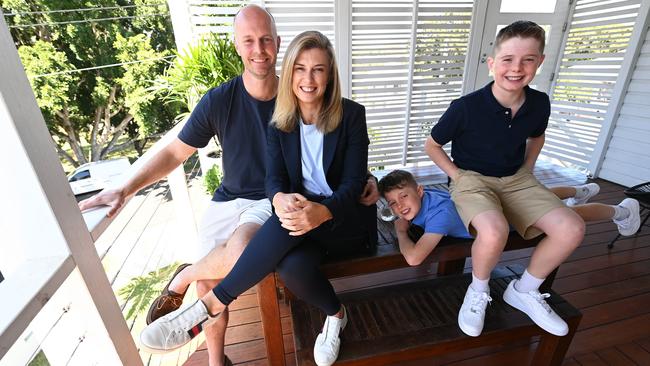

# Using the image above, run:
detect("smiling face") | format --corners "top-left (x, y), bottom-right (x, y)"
top-left (384, 185), bottom-right (424, 221)
top-left (291, 48), bottom-right (330, 114)
top-left (487, 36), bottom-right (545, 95)
top-left (234, 6), bottom-right (280, 80)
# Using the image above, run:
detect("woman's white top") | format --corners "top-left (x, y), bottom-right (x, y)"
top-left (300, 119), bottom-right (333, 196)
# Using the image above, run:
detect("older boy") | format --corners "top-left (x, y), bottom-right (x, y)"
top-left (425, 21), bottom-right (587, 338)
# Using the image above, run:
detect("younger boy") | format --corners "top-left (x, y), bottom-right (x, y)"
top-left (379, 170), bottom-right (640, 268)
top-left (423, 20), bottom-right (635, 337)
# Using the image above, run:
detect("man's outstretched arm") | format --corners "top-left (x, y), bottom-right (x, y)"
top-left (78, 138), bottom-right (197, 217)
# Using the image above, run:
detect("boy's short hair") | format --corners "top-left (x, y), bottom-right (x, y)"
top-left (494, 20), bottom-right (545, 54)
top-left (378, 170), bottom-right (418, 195)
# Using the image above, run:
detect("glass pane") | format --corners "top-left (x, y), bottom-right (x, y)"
top-left (500, 0), bottom-right (557, 13)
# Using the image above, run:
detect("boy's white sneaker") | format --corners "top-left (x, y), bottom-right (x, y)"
top-left (314, 306), bottom-right (348, 366)
top-left (566, 183), bottom-right (600, 206)
top-left (503, 280), bottom-right (568, 336)
top-left (140, 300), bottom-right (220, 354)
top-left (614, 198), bottom-right (641, 236)
top-left (458, 286), bottom-right (491, 337)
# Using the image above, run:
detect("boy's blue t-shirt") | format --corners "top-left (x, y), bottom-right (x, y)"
top-left (430, 81), bottom-right (550, 177)
top-left (411, 188), bottom-right (472, 239)
top-left (178, 76), bottom-right (276, 202)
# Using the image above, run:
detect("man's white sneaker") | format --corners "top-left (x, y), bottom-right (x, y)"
top-left (503, 280), bottom-right (568, 336)
top-left (313, 306), bottom-right (348, 366)
top-left (566, 183), bottom-right (600, 206)
top-left (140, 300), bottom-right (220, 353)
top-left (614, 198), bottom-right (641, 236)
top-left (458, 286), bottom-right (491, 337)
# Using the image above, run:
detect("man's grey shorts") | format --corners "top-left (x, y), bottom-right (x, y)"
top-left (196, 198), bottom-right (272, 259)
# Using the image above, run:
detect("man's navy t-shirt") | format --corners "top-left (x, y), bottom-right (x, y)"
top-left (178, 76), bottom-right (275, 202)
top-left (430, 82), bottom-right (550, 177)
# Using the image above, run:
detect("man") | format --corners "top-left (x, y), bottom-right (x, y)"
top-left (79, 5), bottom-right (378, 366)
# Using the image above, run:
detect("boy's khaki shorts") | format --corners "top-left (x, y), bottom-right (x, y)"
top-left (449, 167), bottom-right (565, 239)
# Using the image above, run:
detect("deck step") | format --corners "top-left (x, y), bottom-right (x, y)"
top-left (290, 266), bottom-right (582, 365)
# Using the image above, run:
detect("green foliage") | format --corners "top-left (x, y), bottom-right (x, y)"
top-left (3, 0), bottom-right (180, 166)
top-left (204, 164), bottom-right (223, 195)
top-left (115, 33), bottom-right (173, 136)
top-left (28, 350), bottom-right (50, 366)
top-left (155, 34), bottom-right (243, 116)
top-left (18, 40), bottom-right (76, 118)
top-left (117, 262), bottom-right (180, 321)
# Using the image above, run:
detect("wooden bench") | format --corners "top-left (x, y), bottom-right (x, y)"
top-left (257, 224), bottom-right (560, 365)
top-left (256, 164), bottom-right (587, 365)
top-left (291, 265), bottom-right (581, 365)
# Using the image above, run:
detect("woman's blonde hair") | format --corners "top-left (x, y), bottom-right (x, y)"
top-left (272, 30), bottom-right (342, 133)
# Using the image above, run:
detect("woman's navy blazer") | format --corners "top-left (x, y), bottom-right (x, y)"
top-left (265, 98), bottom-right (370, 228)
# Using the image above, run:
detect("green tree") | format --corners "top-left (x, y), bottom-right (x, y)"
top-left (2, 0), bottom-right (179, 166)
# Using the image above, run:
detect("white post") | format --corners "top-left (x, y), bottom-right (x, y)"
top-left (164, 0), bottom-right (201, 244)
top-left (0, 12), bottom-right (142, 365)
top-left (167, 0), bottom-right (193, 53)
top-left (546, 0), bottom-right (578, 101)
top-left (461, 0), bottom-right (488, 95)
top-left (168, 165), bottom-right (199, 260)
top-left (335, 0), bottom-right (352, 98)
top-left (401, 0), bottom-right (419, 166)
top-left (588, 2), bottom-right (650, 177)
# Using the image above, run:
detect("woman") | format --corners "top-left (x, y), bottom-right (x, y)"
top-left (141, 31), bottom-right (375, 366)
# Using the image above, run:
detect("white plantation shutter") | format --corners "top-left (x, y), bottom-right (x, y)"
top-left (265, 0), bottom-right (335, 71)
top-left (185, 0), bottom-right (335, 69)
top-left (545, 0), bottom-right (641, 172)
top-left (596, 3), bottom-right (650, 187)
top-left (187, 0), bottom-right (248, 37)
top-left (351, 0), bottom-right (473, 168)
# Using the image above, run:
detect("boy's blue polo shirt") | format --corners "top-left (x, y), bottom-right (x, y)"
top-left (411, 189), bottom-right (472, 239)
top-left (430, 81), bottom-right (550, 177)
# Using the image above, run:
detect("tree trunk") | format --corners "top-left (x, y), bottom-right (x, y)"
top-left (100, 113), bottom-right (133, 160)
top-left (57, 106), bottom-right (87, 165)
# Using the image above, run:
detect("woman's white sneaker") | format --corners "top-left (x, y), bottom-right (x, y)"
top-left (313, 306), bottom-right (348, 366)
top-left (140, 300), bottom-right (220, 353)
top-left (503, 280), bottom-right (568, 336)
top-left (458, 286), bottom-right (492, 337)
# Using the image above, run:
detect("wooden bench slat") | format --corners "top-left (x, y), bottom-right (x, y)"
top-left (291, 265), bottom-right (582, 366)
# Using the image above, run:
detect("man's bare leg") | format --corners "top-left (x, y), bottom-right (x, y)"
top-left (196, 279), bottom-right (230, 366)
top-left (167, 223), bottom-right (261, 294)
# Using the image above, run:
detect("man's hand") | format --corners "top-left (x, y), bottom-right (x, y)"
top-left (394, 217), bottom-right (410, 233)
top-left (278, 201), bottom-right (333, 236)
top-left (78, 188), bottom-right (128, 218)
top-left (359, 176), bottom-right (380, 206)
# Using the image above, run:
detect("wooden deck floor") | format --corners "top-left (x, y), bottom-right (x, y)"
top-left (184, 177), bottom-right (650, 366)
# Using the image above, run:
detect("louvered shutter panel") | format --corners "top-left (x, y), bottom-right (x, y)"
top-left (599, 23), bottom-right (650, 186)
top-left (188, 0), bottom-right (248, 37)
top-left (351, 0), bottom-right (473, 168)
top-left (265, 0), bottom-right (335, 71)
top-left (545, 0), bottom-right (641, 172)
top-left (186, 0), bottom-right (334, 70)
